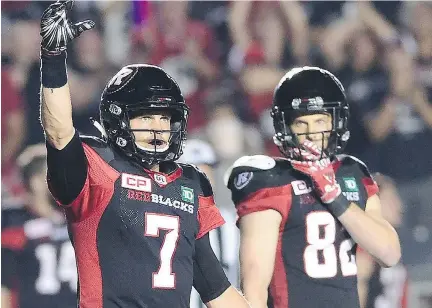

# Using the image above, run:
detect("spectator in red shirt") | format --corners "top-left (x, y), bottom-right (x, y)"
top-left (228, 1), bottom-right (309, 156)
top-left (228, 1), bottom-right (309, 121)
top-left (1, 70), bottom-right (27, 208)
top-left (133, 2), bottom-right (220, 132)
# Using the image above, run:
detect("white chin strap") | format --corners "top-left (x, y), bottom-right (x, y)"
top-left (135, 143), bottom-right (169, 153)
top-left (91, 119), bottom-right (108, 139)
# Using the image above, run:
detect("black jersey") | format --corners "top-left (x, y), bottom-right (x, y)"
top-left (1, 208), bottom-right (77, 308)
top-left (226, 155), bottom-right (379, 308)
top-left (47, 136), bottom-right (225, 308)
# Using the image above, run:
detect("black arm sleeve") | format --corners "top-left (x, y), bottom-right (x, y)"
top-left (46, 130), bottom-right (88, 204)
top-left (193, 233), bottom-right (231, 303)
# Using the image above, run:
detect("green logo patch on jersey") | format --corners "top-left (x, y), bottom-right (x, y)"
top-left (181, 186), bottom-right (194, 203)
top-left (342, 177), bottom-right (358, 192)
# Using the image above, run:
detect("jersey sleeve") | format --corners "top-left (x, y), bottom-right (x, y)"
top-left (227, 167), bottom-right (292, 223)
top-left (362, 176), bottom-right (379, 198)
top-left (349, 156), bottom-right (380, 198)
top-left (193, 234), bottom-right (231, 303)
top-left (46, 130), bottom-right (88, 205)
top-left (47, 133), bottom-right (120, 222)
top-left (196, 170), bottom-right (225, 239)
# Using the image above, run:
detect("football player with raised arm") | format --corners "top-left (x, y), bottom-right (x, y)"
top-left (39, 1), bottom-right (250, 307)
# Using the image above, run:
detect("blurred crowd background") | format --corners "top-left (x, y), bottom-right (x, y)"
top-left (1, 1), bottom-right (431, 307)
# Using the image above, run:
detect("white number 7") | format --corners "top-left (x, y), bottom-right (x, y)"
top-left (145, 213), bottom-right (180, 289)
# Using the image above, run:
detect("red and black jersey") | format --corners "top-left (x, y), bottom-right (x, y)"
top-left (1, 208), bottom-right (77, 308)
top-left (227, 155), bottom-right (379, 308)
top-left (47, 136), bottom-right (225, 308)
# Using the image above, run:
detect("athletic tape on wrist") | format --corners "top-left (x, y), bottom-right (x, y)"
top-left (40, 50), bottom-right (67, 88)
top-left (327, 193), bottom-right (350, 217)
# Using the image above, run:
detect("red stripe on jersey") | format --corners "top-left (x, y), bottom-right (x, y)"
top-left (270, 235), bottom-right (289, 308)
top-left (69, 188), bottom-right (115, 308)
top-left (10, 289), bottom-right (18, 308)
top-left (401, 276), bottom-right (409, 308)
top-left (362, 177), bottom-right (379, 198)
top-left (64, 144), bottom-right (120, 222)
top-left (269, 189), bottom-right (291, 308)
top-left (1, 227), bottom-right (26, 250)
top-left (237, 185), bottom-right (292, 227)
top-left (196, 195), bottom-right (225, 239)
top-left (66, 144), bottom-right (119, 308)
top-left (144, 165), bottom-right (183, 186)
top-left (198, 195), bottom-right (215, 207)
top-left (332, 159), bottom-right (343, 172)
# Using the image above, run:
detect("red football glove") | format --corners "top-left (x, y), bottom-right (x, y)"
top-left (289, 139), bottom-right (325, 161)
top-left (290, 141), bottom-right (341, 203)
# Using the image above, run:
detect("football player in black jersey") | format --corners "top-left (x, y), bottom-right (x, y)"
top-left (39, 1), bottom-right (250, 307)
top-left (1, 144), bottom-right (77, 308)
top-left (225, 66), bottom-right (401, 308)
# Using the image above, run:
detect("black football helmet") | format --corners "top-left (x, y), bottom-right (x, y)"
top-left (100, 64), bottom-right (190, 166)
top-left (271, 66), bottom-right (350, 159)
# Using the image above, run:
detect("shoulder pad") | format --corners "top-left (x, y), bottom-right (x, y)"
top-left (182, 163), bottom-right (210, 180)
top-left (177, 162), bottom-right (208, 180)
top-left (336, 154), bottom-right (373, 178)
top-left (79, 134), bottom-right (108, 148)
top-left (175, 161), bottom-right (201, 174)
top-left (223, 155), bottom-right (276, 186)
top-left (178, 163), bottom-right (213, 197)
top-left (80, 134), bottom-right (115, 163)
top-left (232, 155), bottom-right (276, 170)
top-left (177, 162), bottom-right (198, 170)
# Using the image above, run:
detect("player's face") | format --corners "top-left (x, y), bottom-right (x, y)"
top-left (290, 113), bottom-right (332, 150)
top-left (130, 111), bottom-right (171, 152)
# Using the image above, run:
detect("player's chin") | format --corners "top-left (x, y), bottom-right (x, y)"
top-left (137, 141), bottom-right (169, 153)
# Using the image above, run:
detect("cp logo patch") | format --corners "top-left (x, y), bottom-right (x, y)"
top-left (234, 172), bottom-right (253, 190)
top-left (292, 180), bottom-right (312, 195)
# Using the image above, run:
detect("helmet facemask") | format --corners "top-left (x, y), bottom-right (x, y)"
top-left (100, 97), bottom-right (189, 166)
top-left (272, 100), bottom-right (350, 161)
top-left (99, 64), bottom-right (190, 167)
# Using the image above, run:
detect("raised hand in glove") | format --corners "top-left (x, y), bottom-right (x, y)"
top-left (40, 0), bottom-right (95, 55)
top-left (291, 140), bottom-right (350, 217)
top-left (40, 0), bottom-right (95, 88)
